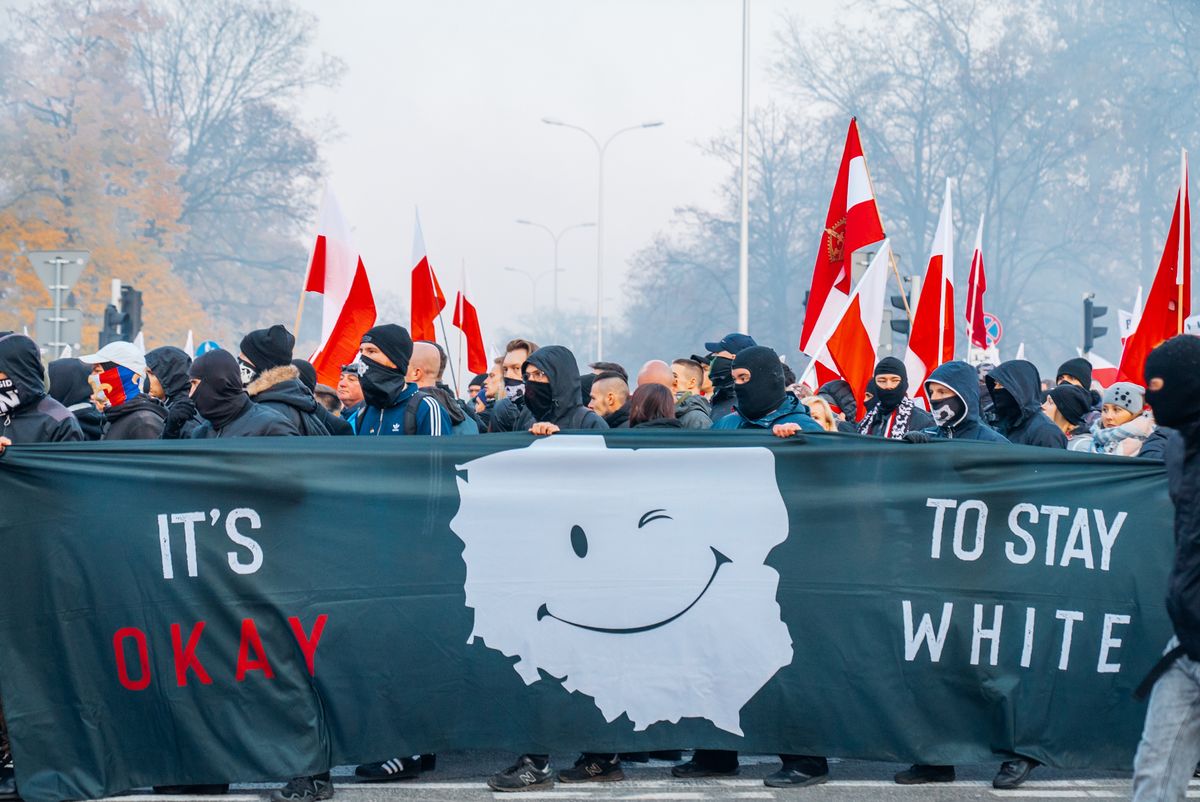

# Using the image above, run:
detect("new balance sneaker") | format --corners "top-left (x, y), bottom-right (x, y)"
top-left (354, 757), bottom-right (420, 782)
top-left (270, 775), bottom-right (333, 802)
top-left (487, 756), bottom-right (554, 792)
top-left (558, 754), bottom-right (624, 784)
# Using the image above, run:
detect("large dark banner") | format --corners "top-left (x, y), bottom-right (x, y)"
top-left (0, 432), bottom-right (1174, 801)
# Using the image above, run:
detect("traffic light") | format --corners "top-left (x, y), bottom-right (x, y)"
top-left (99, 304), bottom-right (125, 347)
top-left (1083, 293), bottom-right (1108, 353)
top-left (889, 294), bottom-right (909, 334)
top-left (119, 285), bottom-right (143, 342)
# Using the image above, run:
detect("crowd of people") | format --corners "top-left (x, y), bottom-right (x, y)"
top-left (0, 321), bottom-right (1196, 800)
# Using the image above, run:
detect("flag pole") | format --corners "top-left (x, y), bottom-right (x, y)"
top-left (858, 129), bottom-right (912, 325)
top-left (457, 259), bottom-right (467, 398)
top-left (937, 180), bottom-right (950, 365)
top-left (294, 264), bottom-right (311, 336)
top-left (1179, 148), bottom-right (1188, 335)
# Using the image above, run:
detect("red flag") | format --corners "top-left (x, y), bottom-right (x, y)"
top-left (965, 212), bottom-right (988, 349)
top-left (452, 291), bottom-right (487, 374)
top-left (903, 180), bottom-right (955, 398)
top-left (824, 242), bottom-right (893, 419)
top-left (306, 189), bottom-right (377, 386)
top-left (410, 210), bottom-right (446, 341)
top-left (1119, 149), bottom-right (1191, 385)
top-left (799, 118), bottom-right (886, 359)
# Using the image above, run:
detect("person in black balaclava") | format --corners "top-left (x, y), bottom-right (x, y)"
top-left (146, 346), bottom-right (205, 440)
top-left (237, 325), bottom-right (329, 436)
top-left (857, 357), bottom-right (933, 439)
top-left (702, 332), bottom-right (756, 422)
top-left (0, 333), bottom-right (83, 445)
top-left (986, 359), bottom-right (1065, 448)
top-left (187, 350), bottom-right (298, 438)
top-left (48, 357), bottom-right (105, 440)
top-left (1131, 336), bottom-right (1200, 798)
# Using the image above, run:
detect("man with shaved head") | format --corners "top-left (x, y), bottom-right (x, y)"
top-left (408, 341), bottom-right (480, 435)
top-left (588, 371), bottom-right (631, 428)
top-left (671, 358), bottom-right (712, 429)
top-left (637, 360), bottom-right (674, 390)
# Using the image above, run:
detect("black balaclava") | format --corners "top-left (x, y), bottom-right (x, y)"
top-left (188, 350), bottom-right (250, 430)
top-left (1145, 335), bottom-right (1200, 429)
top-left (0, 334), bottom-right (47, 417)
top-left (524, 379), bottom-right (555, 420)
top-left (709, 356), bottom-right (734, 393)
top-left (292, 359), bottom-right (318, 394)
top-left (359, 324), bottom-right (413, 408)
top-left (239, 325), bottom-right (296, 374)
top-left (732, 346), bottom-right (786, 421)
top-left (872, 356), bottom-right (908, 412)
top-left (48, 358), bottom-right (95, 407)
top-left (991, 386), bottom-right (1021, 423)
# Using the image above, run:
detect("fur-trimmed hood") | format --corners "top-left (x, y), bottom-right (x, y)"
top-left (247, 364), bottom-right (301, 397)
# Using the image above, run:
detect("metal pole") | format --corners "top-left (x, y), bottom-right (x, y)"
top-left (738, 0), bottom-right (750, 333)
top-left (53, 257), bottom-right (63, 351)
top-left (553, 233), bottom-right (561, 317)
top-left (596, 146), bottom-right (606, 360)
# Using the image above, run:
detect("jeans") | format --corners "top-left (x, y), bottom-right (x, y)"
top-left (1133, 637), bottom-right (1200, 801)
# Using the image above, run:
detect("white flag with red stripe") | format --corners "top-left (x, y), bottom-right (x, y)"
top-left (824, 240), bottom-right (893, 419)
top-left (904, 179), bottom-right (955, 397)
top-left (799, 119), bottom-right (886, 365)
top-left (306, 188), bottom-right (377, 386)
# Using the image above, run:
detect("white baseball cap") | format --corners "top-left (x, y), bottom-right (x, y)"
top-left (79, 341), bottom-right (147, 376)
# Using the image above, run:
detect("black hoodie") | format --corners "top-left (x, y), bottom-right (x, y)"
top-left (146, 346), bottom-right (205, 439)
top-left (522, 346), bottom-right (608, 430)
top-left (48, 357), bottom-right (105, 440)
top-left (102, 394), bottom-right (168, 440)
top-left (923, 361), bottom-right (1008, 443)
top-left (188, 350), bottom-right (299, 438)
top-left (0, 334), bottom-right (82, 444)
top-left (246, 364), bottom-right (330, 436)
top-left (985, 360), bottom-right (1066, 449)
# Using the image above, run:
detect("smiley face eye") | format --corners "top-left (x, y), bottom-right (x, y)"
top-left (638, 509), bottom-right (672, 528)
top-left (570, 524), bottom-right (588, 558)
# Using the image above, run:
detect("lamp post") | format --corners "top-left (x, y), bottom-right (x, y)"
top-left (541, 117), bottom-right (663, 360)
top-left (515, 219), bottom-right (595, 315)
top-left (504, 266), bottom-right (564, 314)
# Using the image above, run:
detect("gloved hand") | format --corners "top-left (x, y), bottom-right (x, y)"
top-left (162, 397), bottom-right (198, 439)
top-left (903, 430), bottom-right (932, 444)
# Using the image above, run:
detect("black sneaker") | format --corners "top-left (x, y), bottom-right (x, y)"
top-left (993, 759), bottom-right (1038, 789)
top-left (894, 764), bottom-right (955, 784)
top-left (488, 756), bottom-right (554, 792)
top-left (355, 757), bottom-right (420, 782)
top-left (419, 754), bottom-right (437, 772)
top-left (765, 766), bottom-right (829, 788)
top-left (270, 776), bottom-right (333, 802)
top-left (671, 758), bottom-right (739, 778)
top-left (0, 764), bottom-right (18, 801)
top-left (558, 754), bottom-right (624, 784)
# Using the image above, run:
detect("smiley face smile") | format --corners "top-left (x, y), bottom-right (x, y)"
top-left (536, 546), bottom-right (732, 634)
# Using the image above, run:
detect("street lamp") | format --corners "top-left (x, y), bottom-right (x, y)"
top-left (504, 266), bottom-right (564, 314)
top-left (515, 219), bottom-right (595, 315)
top-left (541, 117), bottom-right (664, 359)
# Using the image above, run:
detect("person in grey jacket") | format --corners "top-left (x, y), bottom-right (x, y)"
top-left (670, 358), bottom-right (713, 429)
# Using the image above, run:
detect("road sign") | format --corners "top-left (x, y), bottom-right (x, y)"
top-left (34, 308), bottom-right (83, 352)
top-left (983, 312), bottom-right (1003, 347)
top-left (28, 251), bottom-right (89, 295)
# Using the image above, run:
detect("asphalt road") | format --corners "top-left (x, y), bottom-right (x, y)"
top-left (102, 752), bottom-right (1167, 801)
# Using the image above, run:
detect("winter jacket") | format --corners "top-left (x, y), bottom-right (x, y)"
top-left (859, 400), bottom-right (934, 438)
top-left (604, 402), bottom-right (631, 429)
top-left (145, 346), bottom-right (205, 439)
top-left (190, 400), bottom-right (300, 438)
top-left (675, 394), bottom-right (713, 430)
top-left (102, 394), bottom-right (167, 440)
top-left (632, 417), bottom-right (684, 430)
top-left (353, 381), bottom-right (452, 436)
top-left (247, 365), bottom-right (331, 436)
top-left (709, 386), bottom-right (737, 423)
top-left (47, 357), bottom-right (104, 440)
top-left (922, 361), bottom-right (1009, 443)
top-left (712, 394), bottom-right (824, 432)
top-left (985, 360), bottom-right (1066, 448)
top-left (0, 334), bottom-right (83, 445)
top-left (487, 395), bottom-right (531, 433)
top-left (314, 403), bottom-right (353, 436)
top-left (1139, 427), bottom-right (1171, 460)
top-left (1165, 421), bottom-right (1200, 660)
top-left (1087, 411), bottom-right (1157, 457)
top-left (522, 346), bottom-right (609, 431)
top-left (428, 384), bottom-right (482, 435)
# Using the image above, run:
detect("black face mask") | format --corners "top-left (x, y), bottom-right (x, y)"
top-left (734, 378), bottom-right (782, 421)
top-left (0, 376), bottom-right (25, 417)
top-left (874, 379), bottom-right (908, 412)
top-left (237, 358), bottom-right (258, 388)
top-left (1147, 385), bottom-right (1199, 429)
top-left (503, 376), bottom-right (525, 401)
top-left (931, 395), bottom-right (967, 428)
top-left (359, 356), bottom-right (408, 408)
top-left (523, 379), bottom-right (555, 421)
top-left (990, 387), bottom-right (1021, 422)
top-left (710, 357), bottom-right (733, 389)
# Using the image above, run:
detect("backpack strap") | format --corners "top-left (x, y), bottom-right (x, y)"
top-left (404, 390), bottom-right (443, 435)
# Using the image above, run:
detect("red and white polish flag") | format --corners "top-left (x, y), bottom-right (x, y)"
top-left (824, 240), bottom-right (893, 419)
top-left (904, 179), bottom-right (955, 398)
top-left (306, 188), bottom-right (377, 386)
top-left (965, 212), bottom-right (988, 350)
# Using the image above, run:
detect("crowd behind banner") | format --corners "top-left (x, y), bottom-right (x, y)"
top-left (0, 320), bottom-right (1197, 801)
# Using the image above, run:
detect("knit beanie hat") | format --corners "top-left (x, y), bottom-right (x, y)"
top-left (239, 325), bottom-right (295, 371)
top-left (1048, 383), bottom-right (1092, 426)
top-left (1056, 357), bottom-right (1093, 389)
top-left (360, 324), bottom-right (414, 374)
top-left (1102, 381), bottom-right (1145, 415)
